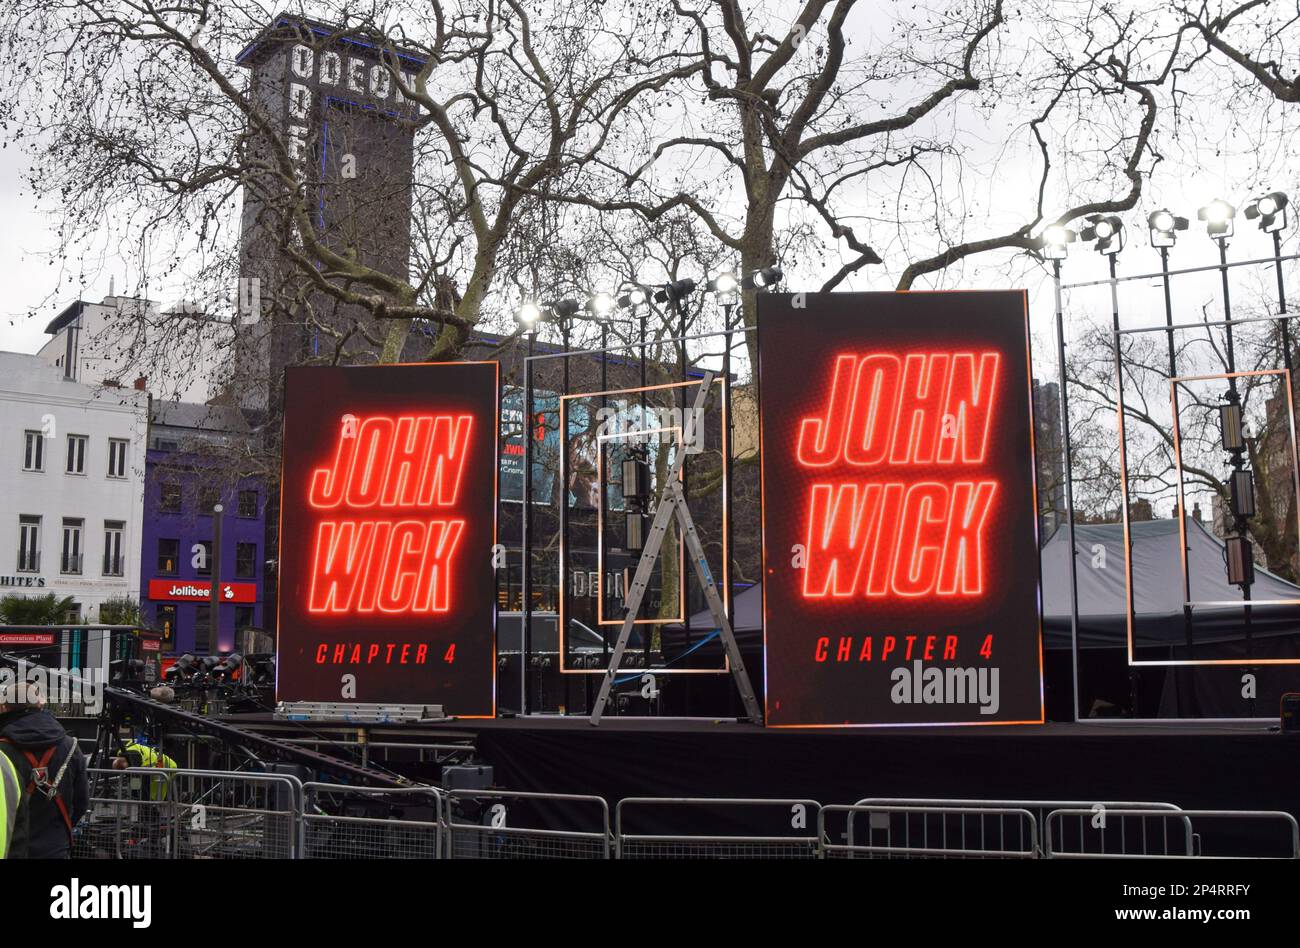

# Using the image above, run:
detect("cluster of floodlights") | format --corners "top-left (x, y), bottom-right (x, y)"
top-left (1039, 192), bottom-right (1290, 259)
top-left (514, 266), bottom-right (784, 328)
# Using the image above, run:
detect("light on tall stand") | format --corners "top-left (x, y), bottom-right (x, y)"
top-left (1148, 209), bottom-right (1196, 694)
top-left (1246, 192), bottom-right (1292, 373)
top-left (1041, 222), bottom-right (1083, 720)
top-left (1200, 198), bottom-right (1256, 701)
top-left (516, 300), bottom-right (545, 714)
top-left (706, 270), bottom-right (741, 636)
top-left (1081, 214), bottom-right (1139, 713)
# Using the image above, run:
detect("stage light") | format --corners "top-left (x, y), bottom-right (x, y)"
top-left (586, 292), bottom-right (615, 317)
top-left (707, 271), bottom-right (740, 304)
top-left (742, 266), bottom-right (784, 289)
top-left (1244, 191), bottom-right (1289, 233)
top-left (625, 512), bottom-right (646, 551)
top-left (620, 455), bottom-right (650, 501)
top-left (549, 298), bottom-right (581, 319)
top-left (1039, 224), bottom-right (1076, 260)
top-left (1198, 199), bottom-right (1236, 239)
top-left (1148, 209), bottom-right (1189, 248)
top-left (1230, 469), bottom-right (1256, 519)
top-left (1225, 534), bottom-right (1255, 587)
top-left (617, 286), bottom-right (648, 310)
top-left (654, 279), bottom-right (697, 303)
top-left (516, 301), bottom-right (542, 329)
top-left (1080, 215), bottom-right (1125, 255)
top-left (1219, 400), bottom-right (1245, 453)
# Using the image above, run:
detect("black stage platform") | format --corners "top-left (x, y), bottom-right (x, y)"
top-left (422, 718), bottom-right (1300, 818)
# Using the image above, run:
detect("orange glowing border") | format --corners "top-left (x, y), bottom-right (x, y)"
top-left (558, 376), bottom-right (730, 675)
top-left (760, 290), bottom-right (1045, 728)
top-left (1120, 367), bottom-right (1300, 666)
top-left (274, 360), bottom-right (499, 718)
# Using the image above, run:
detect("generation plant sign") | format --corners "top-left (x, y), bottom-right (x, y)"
top-left (758, 292), bottom-right (1043, 727)
top-left (277, 362), bottom-right (498, 715)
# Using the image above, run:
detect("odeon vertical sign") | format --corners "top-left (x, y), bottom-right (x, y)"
top-left (759, 292), bottom-right (1044, 727)
top-left (277, 362), bottom-right (498, 715)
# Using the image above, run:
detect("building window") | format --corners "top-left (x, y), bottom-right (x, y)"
top-left (23, 431), bottom-right (44, 472)
top-left (157, 538), bottom-right (179, 575)
top-left (198, 487), bottom-right (220, 515)
top-left (160, 483), bottom-right (181, 513)
top-left (66, 434), bottom-right (87, 474)
top-left (238, 489), bottom-right (258, 518)
top-left (234, 605), bottom-right (254, 634)
top-left (61, 518), bottom-right (83, 574)
top-left (195, 540), bottom-right (213, 576)
top-left (17, 516), bottom-right (40, 572)
top-left (235, 542), bottom-right (256, 579)
top-left (102, 521), bottom-right (124, 576)
top-left (107, 439), bottom-right (128, 478)
top-left (194, 605), bottom-right (211, 654)
top-left (156, 604), bottom-right (176, 644)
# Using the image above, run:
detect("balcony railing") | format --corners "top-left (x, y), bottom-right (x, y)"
top-left (16, 551), bottom-right (39, 572)
top-left (61, 553), bottom-right (82, 575)
top-left (102, 554), bottom-right (124, 577)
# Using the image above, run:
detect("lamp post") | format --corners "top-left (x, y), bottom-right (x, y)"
top-left (1041, 223), bottom-right (1082, 720)
top-left (707, 270), bottom-right (741, 626)
top-left (1148, 209), bottom-right (1196, 700)
top-left (516, 300), bottom-right (544, 715)
top-left (1200, 199), bottom-right (1256, 708)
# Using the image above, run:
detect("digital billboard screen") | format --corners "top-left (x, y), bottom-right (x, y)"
top-left (277, 362), bottom-right (498, 715)
top-left (759, 291), bottom-right (1043, 727)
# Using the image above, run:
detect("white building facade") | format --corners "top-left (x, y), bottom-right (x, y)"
top-left (0, 351), bottom-right (148, 621)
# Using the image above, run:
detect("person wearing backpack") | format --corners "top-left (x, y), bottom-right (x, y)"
top-left (0, 682), bottom-right (89, 859)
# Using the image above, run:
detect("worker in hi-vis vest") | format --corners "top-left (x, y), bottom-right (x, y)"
top-left (0, 747), bottom-right (28, 858)
top-left (112, 740), bottom-right (178, 801)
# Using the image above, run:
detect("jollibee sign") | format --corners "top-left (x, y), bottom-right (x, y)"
top-left (759, 292), bottom-right (1043, 727)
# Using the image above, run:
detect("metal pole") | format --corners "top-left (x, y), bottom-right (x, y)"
top-left (1161, 246), bottom-right (1195, 708)
top-left (1217, 236), bottom-right (1254, 712)
top-left (521, 331), bottom-right (536, 715)
top-left (1109, 253), bottom-right (1140, 716)
top-left (722, 300), bottom-right (736, 629)
top-left (209, 502), bottom-right (223, 654)
top-left (559, 317), bottom-right (571, 715)
top-left (677, 295), bottom-right (690, 651)
top-left (599, 320), bottom-right (609, 683)
top-left (1053, 260), bottom-right (1083, 722)
top-left (1274, 230), bottom-right (1292, 374)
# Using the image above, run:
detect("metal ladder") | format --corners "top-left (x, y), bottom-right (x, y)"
top-left (589, 371), bottom-right (762, 725)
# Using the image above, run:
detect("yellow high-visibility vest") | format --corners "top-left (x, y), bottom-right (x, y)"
top-left (0, 750), bottom-right (21, 859)
top-left (124, 743), bottom-right (178, 801)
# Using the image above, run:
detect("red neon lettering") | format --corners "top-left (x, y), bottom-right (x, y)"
top-left (893, 482), bottom-right (949, 597)
top-left (844, 354), bottom-right (901, 466)
top-left (937, 480), bottom-right (997, 595)
top-left (890, 354), bottom-right (949, 464)
top-left (801, 479), bottom-right (996, 599)
top-left (938, 353), bottom-right (999, 464)
top-left (308, 413), bottom-right (473, 510)
top-left (796, 355), bottom-right (858, 467)
top-left (308, 519), bottom-right (464, 614)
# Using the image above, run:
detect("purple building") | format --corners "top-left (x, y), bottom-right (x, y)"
top-left (139, 402), bottom-right (267, 655)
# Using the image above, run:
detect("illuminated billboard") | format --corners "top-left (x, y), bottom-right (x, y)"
top-left (759, 292), bottom-right (1043, 727)
top-left (278, 362), bottom-right (498, 714)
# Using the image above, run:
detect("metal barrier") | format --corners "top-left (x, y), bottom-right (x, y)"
top-left (822, 804), bottom-right (1039, 858)
top-left (446, 789), bottom-right (610, 859)
top-left (168, 769), bottom-right (304, 859)
top-left (1045, 808), bottom-right (1300, 859)
top-left (64, 773), bottom-right (1300, 861)
top-left (302, 783), bottom-right (443, 859)
top-left (851, 798), bottom-right (1184, 858)
top-left (74, 768), bottom-right (178, 859)
top-left (615, 798), bottom-right (821, 859)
